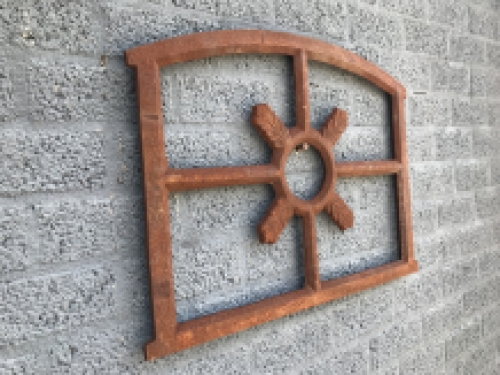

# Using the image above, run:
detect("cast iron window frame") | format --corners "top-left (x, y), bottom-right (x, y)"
top-left (125, 30), bottom-right (418, 361)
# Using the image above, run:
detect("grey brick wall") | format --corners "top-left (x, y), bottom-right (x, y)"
top-left (1, 0), bottom-right (500, 374)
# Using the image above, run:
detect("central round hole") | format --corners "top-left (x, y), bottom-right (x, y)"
top-left (285, 145), bottom-right (325, 200)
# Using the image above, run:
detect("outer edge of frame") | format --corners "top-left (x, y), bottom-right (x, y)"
top-left (124, 30), bottom-right (417, 362)
top-left (124, 29), bottom-right (405, 96)
top-left (134, 62), bottom-right (179, 353)
top-left (144, 259), bottom-right (418, 360)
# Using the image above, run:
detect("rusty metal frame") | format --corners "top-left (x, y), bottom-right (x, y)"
top-left (125, 30), bottom-right (418, 361)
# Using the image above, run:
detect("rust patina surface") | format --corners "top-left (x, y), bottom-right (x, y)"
top-left (125, 30), bottom-right (418, 361)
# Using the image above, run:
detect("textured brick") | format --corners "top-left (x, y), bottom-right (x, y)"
top-left (170, 0), bottom-right (218, 13)
top-left (176, 184), bottom-right (271, 232)
top-left (285, 148), bottom-right (324, 200)
top-left (172, 234), bottom-right (246, 301)
top-left (450, 36), bottom-right (485, 64)
top-left (479, 248), bottom-right (500, 277)
top-left (105, 4), bottom-right (227, 54)
top-left (301, 345), bottom-right (368, 375)
top-left (252, 328), bottom-right (302, 374)
top-left (165, 125), bottom-right (270, 169)
top-left (219, 0), bottom-right (274, 23)
top-left (488, 103), bottom-right (500, 127)
top-left (422, 299), bottom-right (463, 339)
top-left (349, 6), bottom-right (403, 50)
top-left (369, 318), bottom-right (422, 371)
top-left (414, 234), bottom-right (444, 269)
top-left (2, 0), bottom-right (500, 371)
top-left (454, 222), bottom-right (498, 256)
top-left (400, 342), bottom-right (445, 375)
top-left (455, 160), bottom-right (490, 192)
top-left (379, 0), bottom-right (426, 18)
top-left (452, 99), bottom-right (487, 126)
top-left (437, 196), bottom-right (475, 228)
top-left (28, 57), bottom-right (132, 123)
top-left (492, 158), bottom-right (500, 185)
top-left (409, 96), bottom-right (450, 127)
top-left (373, 362), bottom-right (399, 375)
top-left (0, 205), bottom-right (29, 275)
top-left (347, 43), bottom-right (380, 64)
top-left (327, 297), bottom-right (362, 345)
top-left (32, 198), bottom-right (142, 267)
top-left (0, 356), bottom-right (34, 375)
top-left (358, 175), bottom-right (395, 211)
top-left (440, 228), bottom-right (465, 260)
top-left (0, 266), bottom-right (116, 345)
top-left (463, 278), bottom-right (499, 315)
top-left (411, 162), bottom-right (454, 197)
top-left (177, 340), bottom-right (252, 375)
top-left (469, 6), bottom-right (498, 39)
top-left (470, 68), bottom-right (500, 98)
top-left (306, 0), bottom-right (348, 43)
top-left (0, 322), bottom-right (155, 374)
top-left (379, 52), bottom-right (430, 91)
top-left (0, 0), bottom-right (103, 53)
top-left (486, 42), bottom-right (500, 68)
top-left (276, 0), bottom-right (347, 41)
top-left (394, 269), bottom-right (443, 313)
top-left (359, 284), bottom-right (393, 335)
top-left (350, 86), bottom-right (390, 127)
top-left (470, 67), bottom-right (488, 97)
top-left (286, 172), bottom-right (324, 201)
top-left (291, 309), bottom-right (337, 359)
top-left (334, 126), bottom-right (392, 162)
top-left (114, 132), bottom-right (142, 187)
top-left (173, 0), bottom-right (274, 24)
top-left (318, 177), bottom-right (398, 280)
top-left (483, 308), bottom-right (500, 337)
top-left (435, 127), bottom-right (472, 160)
top-left (0, 130), bottom-right (105, 195)
top-left (443, 258), bottom-right (478, 296)
top-left (170, 191), bottom-right (304, 320)
top-left (445, 319), bottom-right (482, 361)
top-left (429, 0), bottom-right (468, 30)
top-left (309, 81), bottom-right (350, 129)
top-left (405, 20), bottom-right (448, 56)
top-left (0, 52), bottom-right (27, 123)
top-left (407, 127), bottom-right (435, 162)
top-left (177, 75), bottom-right (275, 124)
top-left (460, 340), bottom-right (497, 375)
top-left (47, 324), bottom-right (151, 374)
top-left (431, 61), bottom-right (469, 95)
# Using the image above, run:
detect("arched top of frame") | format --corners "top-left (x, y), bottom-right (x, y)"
top-left (125, 29), bottom-right (405, 97)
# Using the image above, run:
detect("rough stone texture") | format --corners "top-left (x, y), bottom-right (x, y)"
top-left (0, 266), bottom-right (116, 345)
top-left (429, 0), bottom-right (468, 30)
top-left (409, 96), bottom-right (451, 127)
top-left (349, 5), bottom-right (403, 50)
top-left (450, 36), bottom-right (485, 64)
top-left (431, 61), bottom-right (469, 95)
top-left (28, 56), bottom-right (134, 123)
top-left (379, 0), bottom-right (426, 18)
top-left (2, 0), bottom-right (500, 373)
top-left (405, 20), bottom-right (448, 56)
top-left (0, 0), bottom-right (104, 54)
top-left (0, 130), bottom-right (105, 195)
top-left (383, 52), bottom-right (431, 91)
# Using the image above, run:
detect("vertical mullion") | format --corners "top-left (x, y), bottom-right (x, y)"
top-left (294, 49), bottom-right (311, 132)
top-left (303, 212), bottom-right (321, 291)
